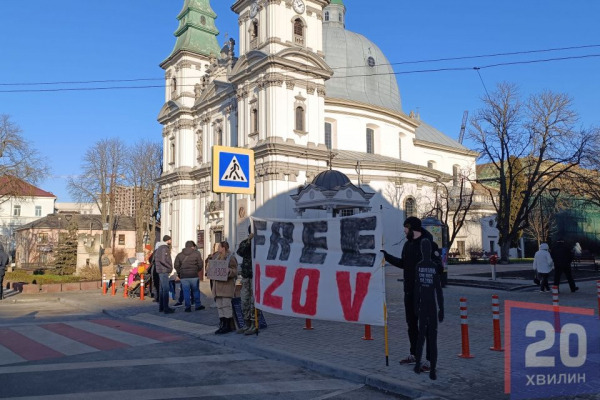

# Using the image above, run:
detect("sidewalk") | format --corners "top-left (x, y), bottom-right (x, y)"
top-left (10, 273), bottom-right (599, 400)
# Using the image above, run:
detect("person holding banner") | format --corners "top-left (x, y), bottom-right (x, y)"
top-left (236, 226), bottom-right (256, 335)
top-left (381, 217), bottom-right (442, 371)
top-left (211, 241), bottom-right (239, 334)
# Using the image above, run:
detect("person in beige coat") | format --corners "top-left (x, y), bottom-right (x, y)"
top-left (211, 241), bottom-right (238, 334)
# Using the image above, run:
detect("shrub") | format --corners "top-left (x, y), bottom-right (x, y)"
top-left (79, 264), bottom-right (102, 281)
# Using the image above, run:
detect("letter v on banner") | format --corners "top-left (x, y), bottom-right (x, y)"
top-left (336, 271), bottom-right (372, 321)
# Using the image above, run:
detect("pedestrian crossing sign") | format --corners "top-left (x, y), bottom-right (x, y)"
top-left (212, 145), bottom-right (255, 194)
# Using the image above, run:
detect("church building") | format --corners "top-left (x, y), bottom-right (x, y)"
top-left (157, 0), bottom-right (490, 259)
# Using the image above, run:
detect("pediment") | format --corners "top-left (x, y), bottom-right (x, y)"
top-left (275, 48), bottom-right (333, 73)
top-left (157, 100), bottom-right (183, 121)
top-left (230, 50), bottom-right (269, 76)
top-left (195, 80), bottom-right (234, 105)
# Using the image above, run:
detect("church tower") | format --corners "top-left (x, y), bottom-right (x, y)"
top-left (158, 0), bottom-right (221, 251)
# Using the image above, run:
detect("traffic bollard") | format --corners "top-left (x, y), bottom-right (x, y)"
top-left (123, 278), bottom-right (128, 298)
top-left (140, 274), bottom-right (145, 301)
top-left (102, 274), bottom-right (107, 295)
top-left (458, 297), bottom-right (474, 358)
top-left (490, 295), bottom-right (504, 351)
top-left (552, 285), bottom-right (561, 333)
top-left (111, 274), bottom-right (116, 296)
top-left (303, 319), bottom-right (313, 330)
top-left (362, 325), bottom-right (374, 341)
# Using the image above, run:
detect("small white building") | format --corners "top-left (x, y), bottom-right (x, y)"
top-left (157, 0), bottom-right (492, 259)
top-left (55, 202), bottom-right (101, 215)
top-left (0, 177), bottom-right (56, 257)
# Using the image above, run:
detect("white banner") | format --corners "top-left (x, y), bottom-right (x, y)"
top-left (251, 213), bottom-right (385, 326)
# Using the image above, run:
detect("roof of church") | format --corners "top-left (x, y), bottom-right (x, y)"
top-left (323, 18), bottom-right (402, 113)
top-left (312, 170), bottom-right (351, 191)
top-left (416, 121), bottom-right (468, 150)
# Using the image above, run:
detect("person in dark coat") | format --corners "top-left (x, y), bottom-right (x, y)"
top-left (154, 235), bottom-right (175, 313)
top-left (551, 238), bottom-right (579, 293)
top-left (0, 244), bottom-right (9, 300)
top-left (381, 216), bottom-right (443, 371)
top-left (174, 241), bottom-right (205, 312)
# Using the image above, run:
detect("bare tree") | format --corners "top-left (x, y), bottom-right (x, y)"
top-left (470, 83), bottom-right (593, 262)
top-left (420, 169), bottom-right (475, 251)
top-left (0, 114), bottom-right (50, 205)
top-left (124, 140), bottom-right (162, 252)
top-left (68, 138), bottom-right (127, 249)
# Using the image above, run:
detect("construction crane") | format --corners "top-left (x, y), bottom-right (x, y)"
top-left (458, 110), bottom-right (468, 144)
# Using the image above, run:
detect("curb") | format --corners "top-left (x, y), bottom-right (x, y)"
top-left (101, 308), bottom-right (449, 400)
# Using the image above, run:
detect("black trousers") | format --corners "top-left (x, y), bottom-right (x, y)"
top-left (405, 292), bottom-right (429, 360)
top-left (539, 273), bottom-right (551, 291)
top-left (416, 314), bottom-right (438, 369)
top-left (553, 265), bottom-right (576, 291)
top-left (0, 274), bottom-right (4, 299)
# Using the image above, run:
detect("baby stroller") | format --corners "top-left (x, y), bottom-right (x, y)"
top-left (124, 260), bottom-right (153, 299)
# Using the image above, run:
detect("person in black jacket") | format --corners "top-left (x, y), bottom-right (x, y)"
top-left (551, 238), bottom-right (579, 293)
top-left (174, 241), bottom-right (205, 312)
top-left (0, 244), bottom-right (9, 300)
top-left (381, 217), bottom-right (443, 370)
top-left (154, 235), bottom-right (175, 314)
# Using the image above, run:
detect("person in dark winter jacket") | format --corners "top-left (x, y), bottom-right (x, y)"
top-left (0, 244), bottom-right (9, 300)
top-left (174, 241), bottom-right (205, 312)
top-left (154, 236), bottom-right (174, 314)
top-left (551, 238), bottom-right (579, 293)
top-left (413, 239), bottom-right (444, 380)
top-left (381, 216), bottom-right (443, 370)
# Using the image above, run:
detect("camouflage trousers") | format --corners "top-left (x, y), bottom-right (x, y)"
top-left (240, 277), bottom-right (255, 323)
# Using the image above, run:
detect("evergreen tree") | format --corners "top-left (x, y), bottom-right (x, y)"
top-left (53, 221), bottom-right (78, 275)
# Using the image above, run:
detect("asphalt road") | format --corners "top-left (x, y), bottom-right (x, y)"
top-left (0, 299), bottom-right (405, 399)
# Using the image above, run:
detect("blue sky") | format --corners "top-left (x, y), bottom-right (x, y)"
top-left (1, 0), bottom-right (599, 202)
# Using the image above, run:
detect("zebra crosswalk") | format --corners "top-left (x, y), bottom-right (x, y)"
top-left (0, 319), bottom-right (183, 366)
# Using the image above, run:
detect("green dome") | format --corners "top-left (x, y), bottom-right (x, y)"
top-left (330, 0), bottom-right (345, 4)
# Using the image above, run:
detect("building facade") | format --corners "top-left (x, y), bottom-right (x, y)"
top-left (0, 178), bottom-right (56, 258)
top-left (157, 0), bottom-right (491, 259)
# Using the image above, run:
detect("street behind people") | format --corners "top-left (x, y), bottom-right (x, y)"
top-left (533, 243), bottom-right (554, 292)
top-left (551, 239), bottom-right (579, 293)
top-left (154, 235), bottom-right (175, 314)
top-left (211, 241), bottom-right (238, 334)
top-left (0, 244), bottom-right (9, 300)
top-left (174, 241), bottom-right (205, 312)
top-left (380, 216), bottom-right (443, 372)
top-left (236, 226), bottom-right (256, 335)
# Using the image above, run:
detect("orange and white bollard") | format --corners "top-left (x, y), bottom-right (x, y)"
top-left (596, 281), bottom-right (600, 319)
top-left (140, 274), bottom-right (145, 301)
top-left (303, 319), bottom-right (313, 330)
top-left (102, 273), bottom-right (107, 295)
top-left (123, 278), bottom-right (128, 298)
top-left (362, 325), bottom-right (374, 341)
top-left (111, 274), bottom-right (116, 296)
top-left (552, 285), bottom-right (561, 332)
top-left (458, 297), bottom-right (474, 358)
top-left (490, 295), bottom-right (504, 351)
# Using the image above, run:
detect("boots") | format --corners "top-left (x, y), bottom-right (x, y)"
top-left (217, 318), bottom-right (233, 334)
top-left (215, 317), bottom-right (225, 334)
top-left (236, 319), bottom-right (251, 334)
top-left (244, 320), bottom-right (257, 335)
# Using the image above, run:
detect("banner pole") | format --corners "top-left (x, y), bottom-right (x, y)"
top-left (382, 234), bottom-right (389, 366)
top-left (254, 306), bottom-right (259, 336)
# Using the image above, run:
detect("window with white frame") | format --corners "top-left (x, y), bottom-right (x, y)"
top-left (404, 197), bottom-right (417, 218)
top-left (293, 19), bottom-right (305, 46)
top-left (325, 11), bottom-right (329, 21)
top-left (453, 164), bottom-right (460, 186)
top-left (295, 106), bottom-right (305, 132)
top-left (325, 122), bottom-right (332, 150)
top-left (366, 128), bottom-right (374, 154)
top-left (35, 206), bottom-right (42, 217)
top-left (251, 108), bottom-right (259, 134)
top-left (13, 205), bottom-right (21, 216)
top-left (398, 136), bottom-right (402, 159)
top-left (169, 140), bottom-right (175, 165)
top-left (340, 209), bottom-right (354, 217)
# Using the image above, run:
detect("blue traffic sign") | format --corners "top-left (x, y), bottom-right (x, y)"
top-left (212, 146), bottom-right (255, 194)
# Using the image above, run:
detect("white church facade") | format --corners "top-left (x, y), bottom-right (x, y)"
top-left (157, 0), bottom-right (498, 259)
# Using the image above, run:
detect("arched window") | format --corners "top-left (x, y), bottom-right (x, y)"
top-left (453, 165), bottom-right (460, 186)
top-left (216, 127), bottom-right (223, 146)
top-left (295, 106), bottom-right (305, 132)
top-left (251, 108), bottom-right (259, 134)
top-left (404, 197), bottom-right (416, 218)
top-left (171, 77), bottom-right (177, 93)
top-left (325, 122), bottom-right (332, 150)
top-left (169, 141), bottom-right (175, 165)
top-left (325, 11), bottom-right (329, 21)
top-left (398, 136), bottom-right (402, 159)
top-left (366, 128), bottom-right (374, 154)
top-left (252, 21), bottom-right (259, 38)
top-left (293, 19), bottom-right (304, 46)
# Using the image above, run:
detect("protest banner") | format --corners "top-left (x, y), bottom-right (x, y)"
top-left (251, 213), bottom-right (385, 326)
top-left (206, 260), bottom-right (230, 281)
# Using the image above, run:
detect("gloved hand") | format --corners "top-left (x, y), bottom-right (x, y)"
top-left (438, 309), bottom-right (444, 323)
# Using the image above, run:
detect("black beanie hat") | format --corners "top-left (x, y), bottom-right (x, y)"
top-left (403, 217), bottom-right (422, 232)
